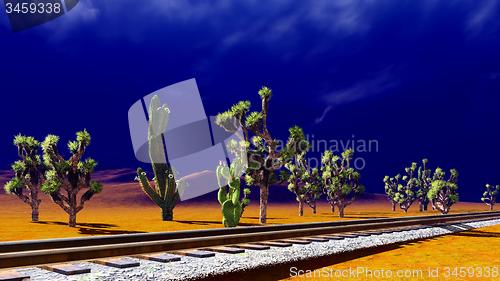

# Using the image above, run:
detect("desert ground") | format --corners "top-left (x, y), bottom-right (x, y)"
top-left (0, 169), bottom-right (492, 242)
top-left (281, 223), bottom-right (500, 281)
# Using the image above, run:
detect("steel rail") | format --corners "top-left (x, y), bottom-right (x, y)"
top-left (0, 211), bottom-right (499, 269)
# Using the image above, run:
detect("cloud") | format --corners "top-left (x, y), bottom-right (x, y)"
top-left (465, 0), bottom-right (498, 35)
top-left (314, 67), bottom-right (398, 124)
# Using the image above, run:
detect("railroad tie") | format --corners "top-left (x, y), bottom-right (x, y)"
top-left (91, 258), bottom-right (140, 269)
top-left (255, 241), bottom-right (293, 247)
top-left (230, 244), bottom-right (270, 250)
top-left (278, 239), bottom-right (311, 245)
top-left (39, 264), bottom-right (90, 276)
top-left (0, 270), bottom-right (30, 281)
top-left (134, 253), bottom-right (182, 263)
top-left (203, 247), bottom-right (245, 254)
top-left (316, 235), bottom-right (346, 240)
top-left (301, 237), bottom-right (330, 242)
top-left (172, 250), bottom-right (216, 258)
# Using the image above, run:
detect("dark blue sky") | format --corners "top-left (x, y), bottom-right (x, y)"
top-left (1, 0), bottom-right (500, 202)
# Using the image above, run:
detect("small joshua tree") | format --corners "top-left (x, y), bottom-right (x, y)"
top-left (216, 139), bottom-right (250, 227)
top-left (321, 149), bottom-right (364, 218)
top-left (136, 95), bottom-right (180, 221)
top-left (4, 135), bottom-right (44, 222)
top-left (41, 130), bottom-right (103, 227)
top-left (216, 86), bottom-right (282, 224)
top-left (282, 126), bottom-right (322, 216)
top-left (481, 184), bottom-right (499, 211)
top-left (384, 163), bottom-right (419, 213)
top-left (417, 158), bottom-right (432, 211)
top-left (428, 168), bottom-right (459, 214)
top-left (383, 175), bottom-right (400, 212)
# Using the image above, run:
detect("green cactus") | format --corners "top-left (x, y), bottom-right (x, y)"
top-left (136, 95), bottom-right (179, 221)
top-left (216, 161), bottom-right (250, 227)
top-left (383, 163), bottom-right (419, 213)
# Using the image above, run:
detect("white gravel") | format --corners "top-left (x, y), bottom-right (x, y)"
top-left (14, 218), bottom-right (500, 281)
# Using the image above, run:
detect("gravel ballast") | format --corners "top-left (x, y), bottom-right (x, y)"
top-left (13, 218), bottom-right (500, 281)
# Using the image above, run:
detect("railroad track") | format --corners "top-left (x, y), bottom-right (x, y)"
top-left (0, 211), bottom-right (499, 279)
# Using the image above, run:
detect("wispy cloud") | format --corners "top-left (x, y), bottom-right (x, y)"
top-left (314, 67), bottom-right (398, 124)
top-left (465, 0), bottom-right (498, 35)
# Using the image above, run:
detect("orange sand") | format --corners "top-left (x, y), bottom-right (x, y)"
top-left (282, 224), bottom-right (500, 281)
top-left (0, 183), bottom-right (491, 242)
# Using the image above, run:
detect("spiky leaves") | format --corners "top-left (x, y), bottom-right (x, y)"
top-left (215, 86), bottom-right (282, 224)
top-left (136, 95), bottom-right (179, 221)
top-left (428, 168), bottom-right (459, 214)
top-left (416, 158), bottom-right (432, 211)
top-left (384, 163), bottom-right (419, 213)
top-left (283, 126), bottom-right (322, 216)
top-left (4, 134), bottom-right (44, 221)
top-left (481, 184), bottom-right (499, 210)
top-left (321, 149), bottom-right (364, 218)
top-left (41, 130), bottom-right (103, 227)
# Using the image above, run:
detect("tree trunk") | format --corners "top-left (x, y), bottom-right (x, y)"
top-left (490, 204), bottom-right (494, 211)
top-left (338, 205), bottom-right (345, 218)
top-left (423, 202), bottom-right (428, 211)
top-left (259, 184), bottom-right (268, 224)
top-left (331, 204), bottom-right (335, 213)
top-left (162, 206), bottom-right (173, 221)
top-left (391, 202), bottom-right (396, 212)
top-left (312, 203), bottom-right (317, 214)
top-left (31, 202), bottom-right (40, 222)
top-left (30, 188), bottom-right (40, 222)
top-left (419, 202), bottom-right (423, 212)
top-left (298, 200), bottom-right (304, 216)
top-left (69, 211), bottom-right (77, 227)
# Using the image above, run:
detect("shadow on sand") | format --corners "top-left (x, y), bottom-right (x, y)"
top-left (33, 221), bottom-right (144, 235)
top-left (175, 220), bottom-right (259, 227)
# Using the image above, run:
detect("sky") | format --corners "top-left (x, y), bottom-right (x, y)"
top-left (1, 0), bottom-right (500, 202)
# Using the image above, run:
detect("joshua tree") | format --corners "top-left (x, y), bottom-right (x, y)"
top-left (282, 126), bottom-right (322, 216)
top-left (136, 95), bottom-right (180, 221)
top-left (417, 158), bottom-right (432, 211)
top-left (383, 175), bottom-right (400, 212)
top-left (40, 130), bottom-right (103, 227)
top-left (321, 149), bottom-right (364, 218)
top-left (428, 168), bottom-right (459, 214)
top-left (215, 86), bottom-right (282, 224)
top-left (481, 184), bottom-right (499, 211)
top-left (216, 139), bottom-right (251, 227)
top-left (384, 163), bottom-right (419, 213)
top-left (4, 135), bottom-right (44, 222)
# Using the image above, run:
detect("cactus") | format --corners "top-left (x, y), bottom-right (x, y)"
top-left (481, 184), bottom-right (500, 211)
top-left (216, 156), bottom-right (250, 227)
top-left (40, 130), bottom-right (103, 227)
top-left (4, 135), bottom-right (44, 222)
top-left (428, 168), bottom-right (459, 214)
top-left (136, 95), bottom-right (179, 221)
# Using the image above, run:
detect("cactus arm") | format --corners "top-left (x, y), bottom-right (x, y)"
top-left (231, 185), bottom-right (241, 205)
top-left (137, 168), bottom-right (164, 207)
top-left (222, 200), bottom-right (236, 227)
top-left (218, 187), bottom-right (228, 205)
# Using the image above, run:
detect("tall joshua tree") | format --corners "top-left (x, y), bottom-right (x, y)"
top-left (136, 95), bottom-right (180, 221)
top-left (481, 184), bottom-right (499, 211)
top-left (321, 149), bottom-right (364, 218)
top-left (417, 158), bottom-right (432, 211)
top-left (216, 86), bottom-right (282, 224)
top-left (282, 126), bottom-right (322, 216)
top-left (41, 130), bottom-right (103, 227)
top-left (428, 168), bottom-right (459, 214)
top-left (383, 163), bottom-right (419, 213)
top-left (4, 135), bottom-right (44, 222)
